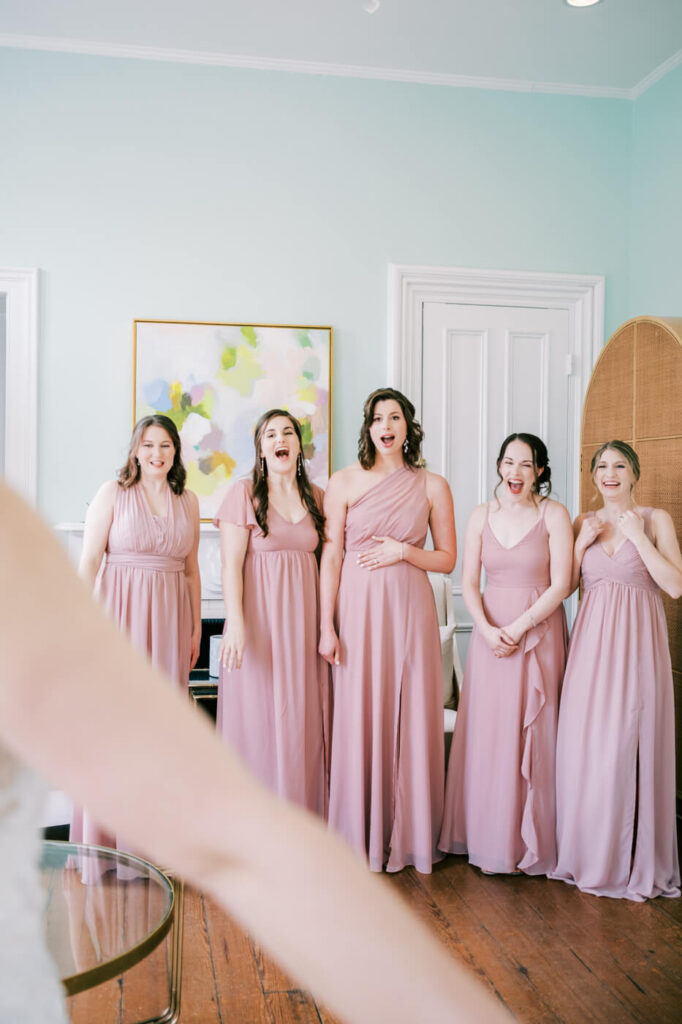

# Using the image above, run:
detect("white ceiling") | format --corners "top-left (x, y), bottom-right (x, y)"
top-left (1, 0), bottom-right (681, 98)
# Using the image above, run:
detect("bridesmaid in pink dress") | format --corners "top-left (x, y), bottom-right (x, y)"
top-left (439, 434), bottom-right (572, 875)
top-left (553, 441), bottom-right (682, 900)
top-left (70, 414), bottom-right (201, 848)
top-left (319, 388), bottom-right (456, 873)
top-left (214, 410), bottom-right (329, 816)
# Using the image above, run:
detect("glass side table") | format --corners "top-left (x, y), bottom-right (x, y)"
top-left (42, 840), bottom-right (183, 1024)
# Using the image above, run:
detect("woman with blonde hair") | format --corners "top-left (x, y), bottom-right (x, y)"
top-left (553, 440), bottom-right (682, 900)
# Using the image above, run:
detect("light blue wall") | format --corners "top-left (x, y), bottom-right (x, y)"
top-left (630, 62), bottom-right (682, 318)
top-left (1, 49), bottom-right (633, 521)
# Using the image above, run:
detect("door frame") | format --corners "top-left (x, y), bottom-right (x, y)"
top-left (387, 263), bottom-right (605, 520)
top-left (1, 266), bottom-right (38, 502)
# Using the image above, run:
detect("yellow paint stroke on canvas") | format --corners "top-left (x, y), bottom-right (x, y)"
top-left (186, 460), bottom-right (231, 497)
top-left (217, 345), bottom-right (264, 396)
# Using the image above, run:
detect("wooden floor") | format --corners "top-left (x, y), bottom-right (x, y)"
top-left (66, 855), bottom-right (682, 1024)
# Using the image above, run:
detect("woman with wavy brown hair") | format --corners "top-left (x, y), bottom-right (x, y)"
top-left (214, 409), bottom-right (330, 816)
top-left (70, 413), bottom-right (201, 850)
top-left (319, 388), bottom-right (456, 872)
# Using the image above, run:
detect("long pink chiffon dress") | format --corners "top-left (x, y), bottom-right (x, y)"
top-left (328, 467), bottom-right (444, 874)
top-left (553, 511), bottom-right (680, 900)
top-left (213, 479), bottom-right (330, 817)
top-left (439, 502), bottom-right (568, 875)
top-left (70, 482), bottom-right (195, 850)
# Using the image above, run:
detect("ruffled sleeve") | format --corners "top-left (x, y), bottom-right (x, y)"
top-left (213, 479), bottom-right (259, 530)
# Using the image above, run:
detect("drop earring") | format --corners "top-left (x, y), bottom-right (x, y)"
top-left (260, 456), bottom-right (266, 476)
top-left (297, 453), bottom-right (302, 477)
top-left (403, 440), bottom-right (408, 454)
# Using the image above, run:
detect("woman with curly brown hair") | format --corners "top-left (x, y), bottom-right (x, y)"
top-left (70, 414), bottom-right (201, 849)
top-left (319, 388), bottom-right (456, 872)
top-left (214, 409), bottom-right (330, 816)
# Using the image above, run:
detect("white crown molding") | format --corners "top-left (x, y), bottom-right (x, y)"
top-left (632, 47), bottom-right (682, 99)
top-left (0, 33), bottom-right (633, 100)
top-left (1, 267), bottom-right (38, 503)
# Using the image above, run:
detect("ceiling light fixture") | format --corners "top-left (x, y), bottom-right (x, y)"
top-left (564, 0), bottom-right (603, 7)
top-left (363, 0), bottom-right (381, 13)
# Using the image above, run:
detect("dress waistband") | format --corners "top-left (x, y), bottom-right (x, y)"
top-left (106, 553), bottom-right (185, 572)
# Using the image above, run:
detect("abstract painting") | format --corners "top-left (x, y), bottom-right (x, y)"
top-left (133, 320), bottom-right (332, 520)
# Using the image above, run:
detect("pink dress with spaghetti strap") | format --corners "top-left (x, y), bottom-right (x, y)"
top-left (553, 510), bottom-right (680, 900)
top-left (439, 502), bottom-right (568, 874)
top-left (328, 467), bottom-right (444, 874)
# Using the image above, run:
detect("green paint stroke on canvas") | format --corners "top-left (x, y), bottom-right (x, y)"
top-left (163, 380), bottom-right (213, 431)
top-left (217, 345), bottom-right (264, 397)
top-left (240, 325), bottom-right (258, 348)
top-left (297, 331), bottom-right (312, 349)
top-left (221, 346), bottom-right (237, 371)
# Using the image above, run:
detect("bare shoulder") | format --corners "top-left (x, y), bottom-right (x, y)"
top-left (648, 506), bottom-right (676, 539)
top-left (326, 463), bottom-right (362, 499)
top-left (466, 503), bottom-right (488, 534)
top-left (91, 479), bottom-right (120, 510)
top-left (424, 469), bottom-right (452, 500)
top-left (183, 488), bottom-right (200, 514)
top-left (543, 498), bottom-right (571, 527)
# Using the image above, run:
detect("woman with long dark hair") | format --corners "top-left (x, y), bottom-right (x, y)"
top-left (319, 388), bottom-right (456, 872)
top-left (214, 409), bottom-right (329, 815)
top-left (70, 414), bottom-right (201, 848)
top-left (553, 441), bottom-right (681, 899)
top-left (439, 433), bottom-right (572, 875)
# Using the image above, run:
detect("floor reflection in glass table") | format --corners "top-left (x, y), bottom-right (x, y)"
top-left (41, 841), bottom-right (183, 1024)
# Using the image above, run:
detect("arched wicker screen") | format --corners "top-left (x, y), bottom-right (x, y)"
top-left (580, 316), bottom-right (682, 806)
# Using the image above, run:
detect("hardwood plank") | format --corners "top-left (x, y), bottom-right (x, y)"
top-left (391, 863), bottom-right (560, 1024)
top-left (253, 939), bottom-right (301, 995)
top-left (66, 978), bottom-right (122, 1024)
top-left (266, 990), bottom-right (324, 1024)
top-left (179, 887), bottom-right (222, 1024)
top-left (202, 891), bottom-right (272, 1024)
top-left (120, 880), bottom-right (174, 1022)
top-left (503, 872), bottom-right (680, 1024)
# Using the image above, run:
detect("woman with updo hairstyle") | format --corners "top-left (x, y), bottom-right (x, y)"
top-left (439, 433), bottom-right (572, 875)
top-left (71, 413), bottom-right (201, 850)
top-left (553, 441), bottom-right (682, 900)
top-left (319, 387), bottom-right (456, 873)
top-left (213, 409), bottom-right (330, 816)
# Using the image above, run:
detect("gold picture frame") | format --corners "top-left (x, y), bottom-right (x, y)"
top-left (133, 319), bottom-right (332, 520)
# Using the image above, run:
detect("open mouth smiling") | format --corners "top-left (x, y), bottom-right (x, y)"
top-left (275, 446), bottom-right (290, 460)
top-left (508, 478), bottom-right (523, 495)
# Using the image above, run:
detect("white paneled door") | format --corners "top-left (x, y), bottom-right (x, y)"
top-left (421, 301), bottom-right (575, 647)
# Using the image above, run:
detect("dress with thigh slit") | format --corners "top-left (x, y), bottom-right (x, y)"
top-left (552, 510), bottom-right (680, 900)
top-left (328, 467), bottom-right (445, 873)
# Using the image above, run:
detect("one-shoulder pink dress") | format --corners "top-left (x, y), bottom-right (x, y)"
top-left (553, 511), bottom-right (680, 900)
top-left (439, 504), bottom-right (568, 874)
top-left (214, 479), bottom-right (330, 817)
top-left (70, 482), bottom-right (195, 849)
top-left (328, 467), bottom-right (444, 874)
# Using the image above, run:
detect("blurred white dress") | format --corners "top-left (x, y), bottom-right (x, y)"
top-left (0, 743), bottom-right (66, 1023)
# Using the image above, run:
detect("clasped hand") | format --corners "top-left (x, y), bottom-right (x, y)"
top-left (485, 624), bottom-right (520, 658)
top-left (356, 535), bottom-right (403, 571)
